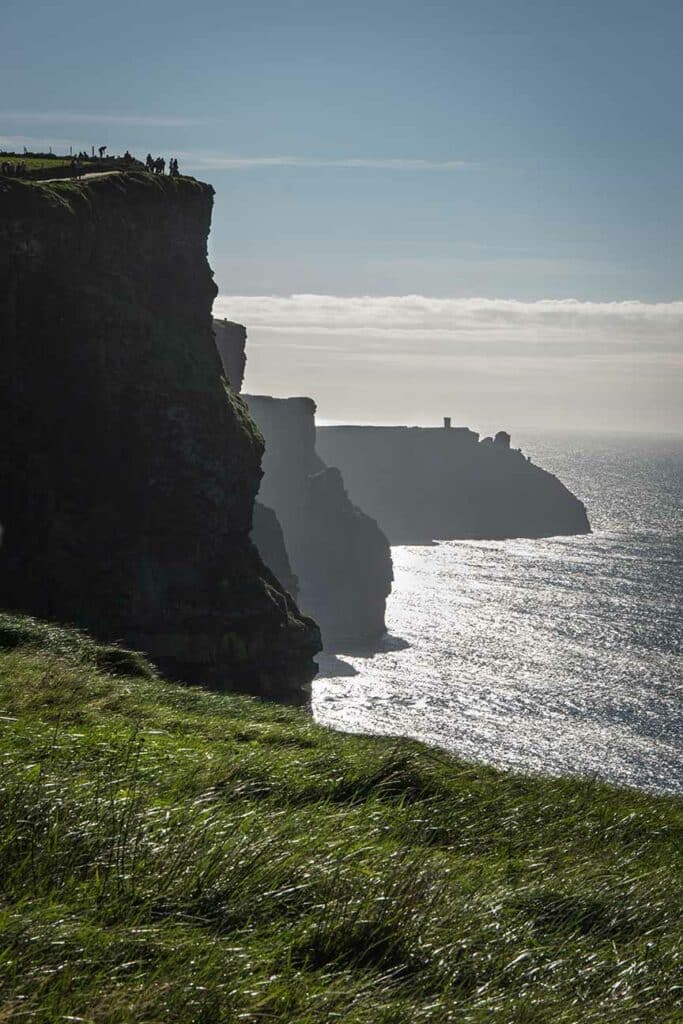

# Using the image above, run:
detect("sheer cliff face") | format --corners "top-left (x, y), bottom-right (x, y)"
top-left (251, 502), bottom-right (299, 601)
top-left (244, 396), bottom-right (393, 648)
top-left (0, 174), bottom-right (320, 700)
top-left (214, 319), bottom-right (247, 392)
top-left (317, 426), bottom-right (591, 543)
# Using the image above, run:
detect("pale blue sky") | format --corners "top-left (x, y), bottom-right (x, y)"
top-left (3, 0), bottom-right (682, 300)
top-left (3, 0), bottom-right (682, 429)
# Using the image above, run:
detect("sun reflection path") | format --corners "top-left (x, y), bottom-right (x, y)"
top-left (313, 534), bottom-right (682, 797)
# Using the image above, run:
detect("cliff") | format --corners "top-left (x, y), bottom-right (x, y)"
top-left (244, 396), bottom-right (393, 647)
top-left (211, 321), bottom-right (299, 603)
top-left (251, 502), bottom-right (299, 600)
top-left (213, 318), bottom-right (247, 391)
top-left (316, 425), bottom-right (591, 543)
top-left (0, 173), bottom-right (320, 700)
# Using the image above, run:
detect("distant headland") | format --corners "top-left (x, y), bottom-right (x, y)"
top-left (317, 420), bottom-right (590, 543)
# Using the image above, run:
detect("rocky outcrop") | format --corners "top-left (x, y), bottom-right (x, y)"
top-left (244, 396), bottom-right (393, 648)
top-left (316, 425), bottom-right (590, 543)
top-left (213, 318), bottom-right (247, 392)
top-left (0, 173), bottom-right (320, 701)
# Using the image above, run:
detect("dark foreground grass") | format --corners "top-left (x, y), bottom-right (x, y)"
top-left (0, 614), bottom-right (680, 1022)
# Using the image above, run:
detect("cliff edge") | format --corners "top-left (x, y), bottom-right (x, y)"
top-left (0, 173), bottom-right (320, 700)
top-left (317, 425), bottom-right (590, 543)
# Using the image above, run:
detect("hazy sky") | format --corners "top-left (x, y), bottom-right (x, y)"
top-left (4, 0), bottom-right (682, 431)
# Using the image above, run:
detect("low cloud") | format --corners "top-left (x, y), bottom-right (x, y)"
top-left (180, 154), bottom-right (471, 171)
top-left (212, 294), bottom-right (682, 432)
top-left (214, 294), bottom-right (683, 347)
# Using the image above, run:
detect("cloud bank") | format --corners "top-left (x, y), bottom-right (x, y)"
top-left (212, 294), bottom-right (682, 433)
top-left (214, 294), bottom-right (683, 346)
top-left (180, 154), bottom-right (471, 171)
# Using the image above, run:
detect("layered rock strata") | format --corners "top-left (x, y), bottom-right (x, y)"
top-left (317, 425), bottom-right (590, 543)
top-left (244, 396), bottom-right (393, 648)
top-left (0, 173), bottom-right (320, 700)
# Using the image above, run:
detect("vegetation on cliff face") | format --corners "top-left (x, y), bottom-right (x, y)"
top-left (0, 615), bottom-right (680, 1023)
top-left (0, 174), bottom-right (320, 700)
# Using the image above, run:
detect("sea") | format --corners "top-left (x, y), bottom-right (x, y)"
top-left (313, 432), bottom-right (683, 797)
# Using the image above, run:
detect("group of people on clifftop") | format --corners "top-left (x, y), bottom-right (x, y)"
top-left (145, 154), bottom-right (180, 176)
top-left (0, 160), bottom-right (29, 177)
top-left (1, 150), bottom-right (183, 181)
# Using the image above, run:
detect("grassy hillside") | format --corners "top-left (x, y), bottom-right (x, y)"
top-left (0, 613), bottom-right (680, 1023)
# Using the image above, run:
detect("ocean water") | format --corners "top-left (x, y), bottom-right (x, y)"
top-left (313, 433), bottom-right (683, 796)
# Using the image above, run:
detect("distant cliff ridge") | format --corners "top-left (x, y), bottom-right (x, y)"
top-left (212, 317), bottom-right (394, 648)
top-left (244, 396), bottom-right (393, 647)
top-left (316, 424), bottom-right (590, 543)
top-left (0, 174), bottom-right (320, 700)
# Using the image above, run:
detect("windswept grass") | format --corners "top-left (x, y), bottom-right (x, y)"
top-left (0, 154), bottom-right (73, 171)
top-left (0, 612), bottom-right (680, 1022)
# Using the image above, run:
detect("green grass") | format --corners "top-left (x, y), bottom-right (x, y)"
top-left (0, 154), bottom-right (73, 171)
top-left (0, 613), bottom-right (680, 1022)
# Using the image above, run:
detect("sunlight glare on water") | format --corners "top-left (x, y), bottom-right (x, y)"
top-left (313, 434), bottom-right (683, 795)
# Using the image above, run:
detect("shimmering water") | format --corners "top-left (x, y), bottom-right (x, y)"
top-left (313, 433), bottom-right (683, 795)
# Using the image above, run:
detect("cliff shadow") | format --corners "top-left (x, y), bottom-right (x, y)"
top-left (316, 633), bottom-right (410, 678)
top-left (315, 653), bottom-right (360, 679)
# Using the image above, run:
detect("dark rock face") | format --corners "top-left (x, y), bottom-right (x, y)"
top-left (252, 502), bottom-right (299, 601)
top-left (244, 396), bottom-right (393, 648)
top-left (0, 174), bottom-right (320, 701)
top-left (213, 318), bottom-right (247, 392)
top-left (316, 425), bottom-right (591, 543)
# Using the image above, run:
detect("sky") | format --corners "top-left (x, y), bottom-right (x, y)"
top-left (3, 0), bottom-right (682, 432)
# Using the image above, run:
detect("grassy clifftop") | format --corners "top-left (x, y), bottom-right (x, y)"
top-left (0, 615), bottom-right (680, 1022)
top-left (0, 169), bottom-right (213, 214)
